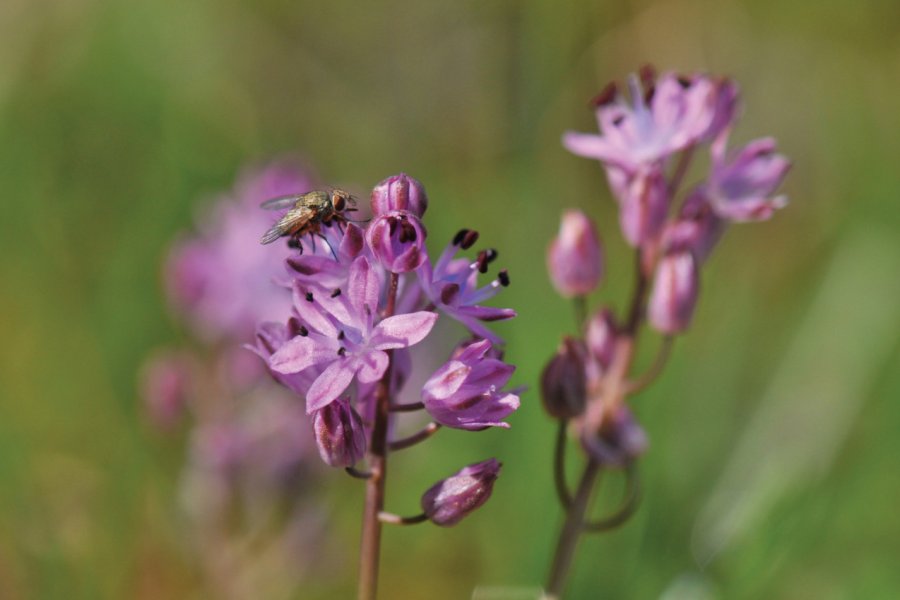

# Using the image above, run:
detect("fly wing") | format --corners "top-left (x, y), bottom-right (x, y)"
top-left (260, 194), bottom-right (301, 210)
top-left (259, 206), bottom-right (316, 245)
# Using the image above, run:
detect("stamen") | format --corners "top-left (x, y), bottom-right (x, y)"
top-left (338, 347), bottom-right (347, 356)
top-left (298, 325), bottom-right (309, 337)
top-left (484, 248), bottom-right (498, 263)
top-left (461, 229), bottom-right (480, 250)
top-left (590, 81), bottom-right (618, 108)
top-left (453, 229), bottom-right (470, 246)
top-left (338, 330), bottom-right (345, 341)
top-left (498, 269), bottom-right (510, 287)
top-left (331, 288), bottom-right (342, 298)
top-left (476, 251), bottom-right (490, 274)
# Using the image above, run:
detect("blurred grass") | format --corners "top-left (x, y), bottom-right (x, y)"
top-left (2, 0), bottom-right (900, 598)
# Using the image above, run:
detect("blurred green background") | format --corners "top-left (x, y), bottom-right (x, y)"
top-left (2, 0), bottom-right (900, 598)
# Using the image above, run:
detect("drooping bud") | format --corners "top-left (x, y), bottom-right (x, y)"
top-left (547, 210), bottom-right (605, 297)
top-left (648, 251), bottom-right (699, 334)
top-left (311, 398), bottom-right (367, 468)
top-left (540, 337), bottom-right (588, 419)
top-left (421, 459), bottom-right (501, 526)
top-left (584, 308), bottom-right (618, 372)
top-left (366, 210), bottom-right (427, 273)
top-left (370, 173), bottom-right (428, 218)
top-left (580, 406), bottom-right (647, 467)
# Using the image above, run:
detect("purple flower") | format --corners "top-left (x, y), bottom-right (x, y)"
top-left (707, 137), bottom-right (791, 221)
top-left (417, 230), bottom-right (515, 344)
top-left (285, 222), bottom-right (367, 291)
top-left (311, 398), bottom-right (367, 467)
top-left (562, 72), bottom-right (716, 172)
top-left (547, 210), bottom-right (605, 297)
top-left (366, 210), bottom-right (428, 273)
top-left (269, 256), bottom-right (438, 412)
top-left (648, 251), bottom-right (699, 334)
top-left (585, 308), bottom-right (618, 373)
top-left (422, 339), bottom-right (520, 430)
top-left (421, 459), bottom-right (501, 526)
top-left (166, 161), bottom-right (316, 342)
top-left (371, 173), bottom-right (428, 217)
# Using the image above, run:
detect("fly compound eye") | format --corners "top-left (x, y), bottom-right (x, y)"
top-left (332, 194), bottom-right (346, 211)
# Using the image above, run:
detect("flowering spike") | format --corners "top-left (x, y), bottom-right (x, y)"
top-left (420, 459), bottom-right (501, 526)
top-left (547, 210), bottom-right (605, 297)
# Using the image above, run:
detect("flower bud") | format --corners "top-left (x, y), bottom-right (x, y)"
top-left (580, 406), bottom-right (647, 467)
top-left (585, 308), bottom-right (618, 371)
top-left (540, 337), bottom-right (588, 419)
top-left (370, 173), bottom-right (428, 217)
top-left (648, 251), bottom-right (699, 334)
top-left (616, 166), bottom-right (669, 247)
top-left (366, 210), bottom-right (427, 273)
top-left (547, 210), bottom-right (604, 297)
top-left (663, 190), bottom-right (725, 263)
top-left (311, 398), bottom-right (367, 468)
top-left (421, 459), bottom-right (501, 526)
top-left (708, 137), bottom-right (790, 222)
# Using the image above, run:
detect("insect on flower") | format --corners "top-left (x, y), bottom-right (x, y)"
top-left (259, 188), bottom-right (360, 252)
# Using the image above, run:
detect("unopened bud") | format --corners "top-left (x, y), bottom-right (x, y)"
top-left (648, 251), bottom-right (699, 334)
top-left (541, 337), bottom-right (588, 419)
top-left (370, 173), bottom-right (428, 217)
top-left (547, 210), bottom-right (604, 297)
top-left (311, 398), bottom-right (367, 468)
top-left (421, 459), bottom-right (501, 526)
top-left (580, 406), bottom-right (647, 467)
top-left (366, 210), bottom-right (427, 273)
top-left (615, 166), bottom-right (669, 247)
top-left (585, 308), bottom-right (618, 372)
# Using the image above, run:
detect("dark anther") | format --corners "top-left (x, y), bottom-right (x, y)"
top-left (338, 347), bottom-right (347, 356)
top-left (389, 218), bottom-right (399, 235)
top-left (287, 237), bottom-right (301, 249)
top-left (612, 115), bottom-right (625, 127)
top-left (590, 81), bottom-right (618, 108)
top-left (398, 221), bottom-right (417, 243)
top-left (498, 269), bottom-right (510, 287)
top-left (453, 229), bottom-right (470, 246)
top-left (484, 248), bottom-right (498, 263)
top-left (338, 330), bottom-right (345, 341)
top-left (440, 283), bottom-right (460, 305)
top-left (287, 317), bottom-right (303, 337)
top-left (643, 84), bottom-right (656, 105)
top-left (677, 75), bottom-right (692, 89)
top-left (461, 229), bottom-right (480, 250)
top-left (476, 251), bottom-right (490, 274)
top-left (298, 325), bottom-right (309, 337)
top-left (331, 288), bottom-right (342, 298)
top-left (305, 291), bottom-right (314, 302)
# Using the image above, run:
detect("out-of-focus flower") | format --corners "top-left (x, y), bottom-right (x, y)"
top-left (269, 256), bottom-right (438, 412)
top-left (662, 190), bottom-right (725, 263)
top-left (371, 173), bottom-right (428, 218)
top-left (648, 251), bottom-right (699, 334)
top-left (366, 210), bottom-right (428, 273)
top-left (422, 339), bottom-right (520, 430)
top-left (421, 459), bottom-right (501, 526)
top-left (707, 137), bottom-right (791, 221)
top-left (584, 308), bottom-right (618, 373)
top-left (312, 398), bottom-right (367, 467)
top-left (562, 72), bottom-right (716, 172)
top-left (140, 351), bottom-right (191, 431)
top-left (417, 229), bottom-right (515, 344)
top-left (166, 161), bottom-right (316, 342)
top-left (540, 337), bottom-right (588, 419)
top-left (547, 210), bottom-right (605, 297)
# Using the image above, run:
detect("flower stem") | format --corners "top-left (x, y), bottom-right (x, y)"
top-left (358, 273), bottom-right (400, 600)
top-left (378, 511), bottom-right (428, 526)
top-left (554, 420), bottom-right (573, 509)
top-left (389, 422), bottom-right (441, 451)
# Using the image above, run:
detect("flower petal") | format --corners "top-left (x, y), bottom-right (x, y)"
top-left (357, 350), bottom-right (389, 384)
top-left (306, 359), bottom-right (358, 413)
top-left (370, 311), bottom-right (438, 349)
top-left (348, 256), bottom-right (381, 319)
top-left (269, 335), bottom-right (338, 374)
